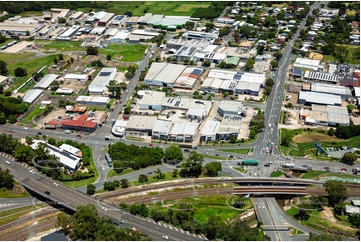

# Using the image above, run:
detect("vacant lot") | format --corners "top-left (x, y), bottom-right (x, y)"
top-left (35, 40), bottom-right (85, 52)
top-left (293, 132), bottom-right (346, 143)
top-left (324, 44), bottom-right (360, 65)
top-left (99, 44), bottom-right (147, 62)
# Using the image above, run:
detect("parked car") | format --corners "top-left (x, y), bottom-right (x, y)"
top-left (149, 144), bottom-right (153, 147)
top-left (162, 235), bottom-right (169, 240)
top-left (184, 149), bottom-right (190, 152)
top-left (5, 161), bottom-right (10, 165)
top-left (45, 191), bottom-right (50, 195)
top-left (215, 154), bottom-right (220, 156)
top-left (341, 168), bottom-right (347, 171)
top-left (324, 166), bottom-right (329, 170)
top-left (302, 165), bottom-right (308, 167)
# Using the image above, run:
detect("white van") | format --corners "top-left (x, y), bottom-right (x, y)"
top-left (64, 130), bottom-right (71, 134)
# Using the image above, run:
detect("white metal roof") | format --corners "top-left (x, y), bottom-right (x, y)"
top-left (64, 74), bottom-right (88, 80)
top-left (219, 101), bottom-right (246, 114)
top-left (57, 25), bottom-right (80, 39)
top-left (152, 120), bottom-right (173, 134)
top-left (104, 28), bottom-right (118, 36)
top-left (56, 88), bottom-right (73, 94)
top-left (145, 63), bottom-right (186, 84)
top-left (23, 89), bottom-right (43, 104)
top-left (311, 82), bottom-right (350, 95)
top-left (354, 87), bottom-right (361, 97)
top-left (34, 74), bottom-right (59, 89)
top-left (131, 29), bottom-right (160, 36)
top-left (327, 105), bottom-right (349, 125)
top-left (76, 96), bottom-right (109, 104)
top-left (60, 143), bottom-right (81, 156)
top-left (236, 81), bottom-right (261, 92)
top-left (170, 122), bottom-right (198, 136)
top-left (125, 115), bottom-right (157, 130)
top-left (201, 120), bottom-right (220, 136)
top-left (207, 69), bottom-right (236, 80)
top-left (240, 73), bottom-right (265, 84)
top-left (88, 68), bottom-right (116, 94)
top-left (294, 58), bottom-right (321, 70)
top-left (112, 30), bottom-right (129, 40)
top-left (299, 91), bottom-right (342, 105)
top-left (140, 91), bottom-right (166, 106)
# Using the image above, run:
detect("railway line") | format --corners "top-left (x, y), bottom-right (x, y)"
top-left (0, 218), bottom-right (57, 241)
top-left (233, 186), bottom-right (308, 195)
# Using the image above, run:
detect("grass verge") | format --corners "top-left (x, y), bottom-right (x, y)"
top-left (270, 171), bottom-right (284, 177)
top-left (21, 105), bottom-right (43, 125)
top-left (0, 187), bottom-right (30, 198)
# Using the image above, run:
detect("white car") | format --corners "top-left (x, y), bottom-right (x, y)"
top-left (29, 169), bottom-right (35, 174)
top-left (24, 127), bottom-right (28, 130)
top-left (101, 207), bottom-right (107, 211)
top-left (162, 235), bottom-right (169, 240)
top-left (5, 161), bottom-right (10, 165)
top-left (53, 182), bottom-right (59, 187)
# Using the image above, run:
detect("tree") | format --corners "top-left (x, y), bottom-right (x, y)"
top-left (86, 46), bottom-right (98, 55)
top-left (103, 181), bottom-right (116, 191)
top-left (106, 54), bottom-right (111, 60)
top-left (138, 174), bottom-right (148, 183)
top-left (263, 86), bottom-right (273, 95)
top-left (310, 195), bottom-right (328, 209)
top-left (273, 51), bottom-right (283, 61)
top-left (164, 146), bottom-right (183, 163)
top-left (229, 136), bottom-right (237, 144)
top-left (244, 59), bottom-right (255, 71)
top-left (281, 136), bottom-right (292, 146)
top-left (265, 78), bottom-right (274, 87)
top-left (323, 180), bottom-right (348, 206)
top-left (124, 10), bottom-right (133, 17)
top-left (121, 178), bottom-right (129, 188)
top-left (308, 232), bottom-right (342, 241)
top-left (106, 80), bottom-right (122, 98)
top-left (340, 152), bottom-right (357, 165)
top-left (203, 162), bottom-right (222, 177)
top-left (347, 104), bottom-right (354, 113)
top-left (0, 60), bottom-right (8, 75)
top-left (0, 168), bottom-right (14, 190)
top-left (53, 57), bottom-right (58, 65)
top-left (0, 113), bottom-right (6, 124)
top-left (58, 53), bottom-right (64, 61)
top-left (14, 67), bottom-right (27, 77)
top-left (202, 60), bottom-right (211, 67)
top-left (233, 195), bottom-right (246, 208)
top-left (348, 213), bottom-right (360, 227)
top-left (335, 126), bottom-right (350, 139)
top-left (87, 184), bottom-right (96, 195)
top-left (327, 128), bottom-right (335, 136)
top-left (47, 137), bottom-right (56, 146)
top-left (256, 45), bottom-right (265, 55)
top-left (172, 169), bottom-right (178, 178)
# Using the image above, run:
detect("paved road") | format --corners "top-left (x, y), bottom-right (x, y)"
top-left (0, 197), bottom-right (41, 212)
top-left (0, 155), bottom-right (204, 241)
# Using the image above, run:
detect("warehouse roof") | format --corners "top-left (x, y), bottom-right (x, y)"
top-left (64, 74), bottom-right (88, 81)
top-left (354, 87), bottom-right (361, 97)
top-left (126, 115), bottom-right (157, 130)
top-left (201, 120), bottom-right (220, 136)
top-left (174, 67), bottom-right (202, 88)
top-left (152, 120), bottom-right (173, 134)
top-left (131, 29), bottom-right (160, 36)
top-left (76, 96), bottom-right (109, 104)
top-left (34, 74), bottom-right (59, 89)
top-left (299, 91), bottom-right (342, 105)
top-left (218, 101), bottom-right (247, 114)
top-left (311, 82), bottom-right (350, 95)
top-left (98, 13), bottom-right (115, 23)
top-left (161, 97), bottom-right (193, 110)
top-left (137, 13), bottom-right (152, 24)
top-left (327, 105), bottom-right (349, 125)
top-left (218, 115), bottom-right (242, 134)
top-left (207, 69), bottom-right (236, 80)
top-left (112, 30), bottom-right (129, 40)
top-left (140, 91), bottom-right (166, 106)
top-left (170, 122), bottom-right (198, 136)
top-left (236, 81), bottom-right (261, 92)
top-left (145, 63), bottom-right (186, 84)
top-left (88, 68), bottom-right (116, 94)
top-left (148, 15), bottom-right (164, 25)
top-left (240, 72), bottom-right (265, 84)
top-left (293, 58), bottom-right (321, 70)
top-left (304, 71), bottom-right (339, 83)
top-left (60, 143), bottom-right (82, 157)
top-left (22, 89), bottom-right (43, 104)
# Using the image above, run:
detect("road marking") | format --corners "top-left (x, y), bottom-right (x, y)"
top-left (186, 231), bottom-right (190, 235)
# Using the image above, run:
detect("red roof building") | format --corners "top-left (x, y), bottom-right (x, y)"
top-left (46, 114), bottom-right (98, 132)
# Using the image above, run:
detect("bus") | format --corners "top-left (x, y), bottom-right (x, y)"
top-left (105, 153), bottom-right (112, 167)
top-left (241, 160), bottom-right (258, 166)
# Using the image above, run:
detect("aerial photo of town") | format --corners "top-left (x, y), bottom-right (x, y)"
top-left (0, 1), bottom-right (359, 241)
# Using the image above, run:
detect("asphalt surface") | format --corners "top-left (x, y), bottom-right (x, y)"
top-left (0, 197), bottom-right (41, 212)
top-left (0, 155), bottom-right (204, 241)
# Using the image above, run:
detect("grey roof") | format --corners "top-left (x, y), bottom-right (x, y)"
top-left (299, 91), bottom-right (342, 106)
top-left (41, 231), bottom-right (69, 241)
top-left (148, 15), bottom-right (164, 25)
top-left (23, 89), bottom-right (43, 104)
top-left (236, 81), bottom-right (261, 92)
top-left (311, 82), bottom-right (350, 95)
top-left (304, 70), bottom-right (339, 83)
top-left (88, 68), bottom-right (117, 94)
top-left (201, 120), bottom-right (220, 136)
top-left (137, 13), bottom-right (152, 24)
top-left (170, 122), bottom-right (198, 136)
top-left (125, 116), bottom-right (157, 130)
top-left (218, 115), bottom-right (242, 134)
top-left (218, 100), bottom-right (246, 114)
top-left (327, 105), bottom-right (349, 125)
top-left (140, 91), bottom-right (166, 106)
top-left (34, 74), bottom-right (59, 89)
top-left (145, 63), bottom-right (186, 84)
top-left (152, 120), bottom-right (172, 134)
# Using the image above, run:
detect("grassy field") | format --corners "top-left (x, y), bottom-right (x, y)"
top-left (324, 44), bottom-right (360, 65)
top-left (107, 168), bottom-right (135, 178)
top-left (286, 206), bottom-right (357, 236)
top-left (301, 170), bottom-right (360, 179)
top-left (271, 171), bottom-right (284, 177)
top-left (233, 166), bottom-right (247, 173)
top-left (217, 148), bottom-right (251, 154)
top-left (203, 154), bottom-right (222, 160)
top-left (7, 54), bottom-right (60, 91)
top-left (21, 105), bottom-right (43, 125)
top-left (129, 171), bottom-right (178, 187)
top-left (279, 128), bottom-right (360, 158)
top-left (93, 1), bottom-right (212, 16)
top-left (34, 40), bottom-right (85, 52)
top-left (99, 44), bottom-right (147, 62)
top-left (0, 187), bottom-right (30, 198)
top-left (116, 66), bottom-right (128, 72)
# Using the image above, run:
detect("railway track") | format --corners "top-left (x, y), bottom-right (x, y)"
top-left (233, 186), bottom-right (308, 195)
top-left (0, 208), bottom-right (59, 236)
top-left (0, 218), bottom-right (57, 241)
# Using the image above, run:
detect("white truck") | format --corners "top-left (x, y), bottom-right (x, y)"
top-left (282, 163), bottom-right (294, 168)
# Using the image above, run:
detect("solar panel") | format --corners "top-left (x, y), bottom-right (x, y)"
top-left (192, 69), bottom-right (202, 76)
top-left (99, 72), bottom-right (111, 76)
top-left (175, 101), bottom-right (180, 107)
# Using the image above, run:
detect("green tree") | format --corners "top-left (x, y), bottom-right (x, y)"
top-left (138, 174), bottom-right (148, 183)
top-left (273, 51), bottom-right (283, 61)
top-left (347, 104), bottom-right (354, 113)
top-left (335, 126), bottom-right (350, 139)
top-left (172, 169), bottom-right (178, 178)
top-left (106, 54), bottom-right (111, 60)
top-left (202, 60), bottom-right (211, 67)
top-left (106, 80), bottom-right (122, 98)
top-left (164, 146), bottom-right (183, 162)
top-left (281, 136), bottom-right (292, 146)
top-left (244, 59), bottom-right (255, 71)
top-left (47, 137), bottom-right (56, 145)
top-left (265, 78), bottom-right (274, 87)
top-left (323, 180), bottom-right (348, 206)
top-left (58, 53), bottom-right (64, 60)
top-left (327, 128), bottom-right (335, 136)
top-left (348, 213), bottom-right (360, 227)
top-left (53, 57), bottom-right (58, 65)
top-left (121, 178), bottom-right (129, 188)
top-left (340, 152), bottom-right (357, 165)
top-left (0, 60), bottom-right (8, 75)
top-left (86, 184), bottom-right (96, 195)
top-left (14, 67), bottom-right (27, 77)
top-left (86, 46), bottom-right (98, 55)
top-left (233, 195), bottom-right (246, 208)
top-left (229, 136), bottom-right (237, 144)
top-left (0, 167), bottom-right (15, 190)
top-left (203, 161), bottom-right (222, 177)
top-left (103, 181), bottom-right (116, 191)
top-left (0, 113), bottom-right (6, 124)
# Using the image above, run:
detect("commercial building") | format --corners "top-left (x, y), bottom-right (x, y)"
top-left (168, 122), bottom-right (198, 143)
top-left (88, 67), bottom-right (117, 94)
top-left (200, 77), bottom-right (223, 92)
top-left (217, 18), bottom-right (235, 24)
top-left (0, 75), bottom-right (9, 85)
top-left (300, 104), bottom-right (349, 126)
top-left (111, 30), bottom-right (130, 43)
top-left (36, 26), bottom-right (55, 37)
top-left (69, 11), bottom-right (83, 21)
top-left (76, 96), bottom-right (109, 105)
top-left (298, 91), bottom-right (342, 106)
top-left (125, 115), bottom-right (157, 137)
top-left (59, 143), bottom-right (82, 158)
top-left (111, 15), bottom-right (127, 26)
top-left (46, 114), bottom-right (99, 132)
top-left (186, 100), bottom-right (212, 121)
top-left (219, 80), bottom-right (237, 94)
top-left (327, 105), bottom-right (350, 126)
top-left (155, 16), bottom-right (190, 30)
top-left (200, 120), bottom-right (220, 142)
top-left (193, 51), bottom-right (227, 64)
top-left (98, 13), bottom-right (115, 26)
top-left (90, 27), bottom-right (106, 35)
top-left (56, 88), bottom-right (73, 95)
top-left (152, 120), bottom-right (173, 140)
top-left (217, 115), bottom-right (242, 140)
top-left (144, 63), bottom-right (186, 88)
top-left (0, 22), bottom-right (43, 36)
top-left (56, 25), bottom-right (80, 41)
top-left (235, 81), bottom-right (261, 96)
top-left (86, 11), bottom-right (107, 24)
top-left (137, 13), bottom-right (152, 25)
top-left (303, 71), bottom-right (339, 83)
top-left (173, 67), bottom-right (203, 89)
top-left (139, 91), bottom-right (166, 111)
top-left (218, 101), bottom-right (247, 116)
top-left (147, 15), bottom-right (164, 27)
top-left (30, 140), bottom-right (80, 172)
top-left (181, 31), bottom-right (218, 41)
top-left (293, 58), bottom-right (322, 71)
top-left (125, 17), bottom-right (140, 26)
top-left (166, 38), bottom-right (210, 51)
top-left (22, 89), bottom-right (43, 104)
top-left (161, 97), bottom-right (193, 110)
top-left (309, 82), bottom-right (351, 96)
top-left (34, 74), bottom-right (59, 89)
top-left (50, 8), bottom-right (70, 19)
top-left (112, 120), bottom-right (128, 137)
top-left (173, 45), bottom-right (199, 62)
top-left (64, 74), bottom-right (88, 82)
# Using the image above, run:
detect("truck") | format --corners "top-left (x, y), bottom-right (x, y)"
top-left (241, 160), bottom-right (258, 166)
top-left (282, 163), bottom-right (294, 168)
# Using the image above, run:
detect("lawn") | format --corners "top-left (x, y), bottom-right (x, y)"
top-left (233, 166), bottom-right (247, 173)
top-left (279, 128), bottom-right (360, 158)
top-left (217, 148), bottom-right (251, 154)
top-left (99, 44), bottom-right (147, 62)
top-left (21, 105), bottom-right (44, 125)
top-left (324, 44), bottom-right (360, 65)
top-left (203, 154), bottom-right (222, 160)
top-left (34, 40), bottom-right (85, 52)
top-left (7, 54), bottom-right (60, 91)
top-left (107, 168), bottom-right (134, 178)
top-left (301, 170), bottom-right (360, 180)
top-left (129, 171), bottom-right (179, 187)
top-left (271, 171), bottom-right (284, 177)
top-left (116, 66), bottom-right (128, 72)
top-left (0, 187), bottom-right (30, 198)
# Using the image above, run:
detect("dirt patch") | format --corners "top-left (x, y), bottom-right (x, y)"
top-left (321, 206), bottom-right (337, 223)
top-left (293, 132), bottom-right (341, 143)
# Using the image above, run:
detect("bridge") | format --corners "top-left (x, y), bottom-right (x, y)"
top-left (229, 177), bottom-right (323, 186)
top-left (233, 186), bottom-right (308, 195)
top-left (261, 225), bottom-right (292, 231)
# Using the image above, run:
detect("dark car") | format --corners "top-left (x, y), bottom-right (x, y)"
top-left (38, 132), bottom-right (42, 135)
top-left (45, 191), bottom-right (50, 195)
top-left (184, 149), bottom-right (190, 152)
top-left (229, 155), bottom-right (234, 158)
top-left (215, 154), bottom-right (220, 156)
top-left (264, 163), bottom-right (270, 167)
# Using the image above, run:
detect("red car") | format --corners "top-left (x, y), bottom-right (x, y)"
top-left (341, 168), bottom-right (347, 171)
top-left (149, 144), bottom-right (153, 147)
top-left (77, 134), bottom-right (82, 138)
top-left (324, 166), bottom-right (329, 170)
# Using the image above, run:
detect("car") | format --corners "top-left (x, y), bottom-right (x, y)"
top-left (76, 134), bottom-right (82, 137)
top-left (149, 143), bottom-right (153, 147)
top-left (215, 154), bottom-right (220, 156)
top-left (176, 165), bottom-right (180, 168)
top-left (45, 191), bottom-right (50, 195)
top-left (24, 127), bottom-right (28, 130)
top-left (228, 155), bottom-right (234, 158)
top-left (119, 219), bottom-right (125, 224)
top-left (53, 182), bottom-right (58, 187)
top-left (5, 161), bottom-right (10, 165)
top-left (37, 132), bottom-right (42, 135)
top-left (264, 163), bottom-right (270, 167)
top-left (307, 167), bottom-right (313, 170)
top-left (341, 168), bottom-right (347, 171)
top-left (324, 166), bottom-right (329, 170)
top-left (101, 207), bottom-right (107, 211)
top-left (147, 171), bottom-right (153, 175)
top-left (339, 170), bottom-right (345, 173)
top-left (275, 122), bottom-right (278, 125)
top-left (302, 165), bottom-right (308, 167)
top-left (184, 149), bottom-right (190, 152)
top-left (162, 235), bottom-right (169, 240)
